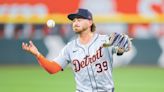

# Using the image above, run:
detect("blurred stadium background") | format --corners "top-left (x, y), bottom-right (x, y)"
top-left (0, 0), bottom-right (164, 92)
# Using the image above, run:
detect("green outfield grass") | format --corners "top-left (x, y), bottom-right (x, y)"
top-left (0, 65), bottom-right (164, 92)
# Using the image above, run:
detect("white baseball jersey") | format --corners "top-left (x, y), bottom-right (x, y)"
top-left (53, 33), bottom-right (116, 92)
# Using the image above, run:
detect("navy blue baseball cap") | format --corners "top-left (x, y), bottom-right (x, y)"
top-left (67, 8), bottom-right (93, 21)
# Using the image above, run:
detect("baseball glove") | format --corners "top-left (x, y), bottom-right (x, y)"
top-left (103, 32), bottom-right (132, 55)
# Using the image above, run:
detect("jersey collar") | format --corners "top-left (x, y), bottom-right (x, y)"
top-left (76, 33), bottom-right (99, 48)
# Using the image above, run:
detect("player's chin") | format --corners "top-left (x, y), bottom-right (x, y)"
top-left (73, 29), bottom-right (82, 34)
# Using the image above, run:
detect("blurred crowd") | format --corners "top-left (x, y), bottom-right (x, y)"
top-left (1, 23), bottom-right (164, 40)
top-left (0, 23), bottom-right (75, 43)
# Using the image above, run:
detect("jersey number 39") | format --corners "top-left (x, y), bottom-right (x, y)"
top-left (95, 61), bottom-right (108, 73)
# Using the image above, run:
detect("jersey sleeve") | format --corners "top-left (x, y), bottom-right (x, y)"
top-left (53, 43), bottom-right (70, 69)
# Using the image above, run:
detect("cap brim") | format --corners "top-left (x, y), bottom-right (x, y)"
top-left (67, 14), bottom-right (87, 21)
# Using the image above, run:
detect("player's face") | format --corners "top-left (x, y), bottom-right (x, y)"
top-left (72, 18), bottom-right (92, 33)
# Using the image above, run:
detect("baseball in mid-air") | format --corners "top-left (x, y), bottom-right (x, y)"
top-left (46, 19), bottom-right (55, 28)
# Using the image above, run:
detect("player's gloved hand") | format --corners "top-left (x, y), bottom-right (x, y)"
top-left (103, 32), bottom-right (132, 52)
top-left (104, 32), bottom-right (132, 55)
top-left (115, 34), bottom-right (132, 55)
top-left (108, 32), bottom-right (120, 46)
top-left (116, 34), bottom-right (131, 51)
top-left (103, 32), bottom-right (120, 47)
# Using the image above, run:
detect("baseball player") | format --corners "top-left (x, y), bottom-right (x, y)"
top-left (22, 9), bottom-right (132, 92)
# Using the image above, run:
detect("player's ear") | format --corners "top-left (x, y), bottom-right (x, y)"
top-left (88, 20), bottom-right (93, 27)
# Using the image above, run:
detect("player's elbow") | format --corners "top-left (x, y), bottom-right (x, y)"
top-left (47, 71), bottom-right (57, 74)
top-left (45, 68), bottom-right (61, 74)
top-left (46, 70), bottom-right (58, 74)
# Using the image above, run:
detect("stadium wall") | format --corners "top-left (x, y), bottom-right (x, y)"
top-left (0, 39), bottom-right (161, 65)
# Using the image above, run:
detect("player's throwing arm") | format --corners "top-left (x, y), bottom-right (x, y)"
top-left (22, 41), bottom-right (62, 74)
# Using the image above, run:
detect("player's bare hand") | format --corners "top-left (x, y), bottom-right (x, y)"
top-left (22, 41), bottom-right (40, 57)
